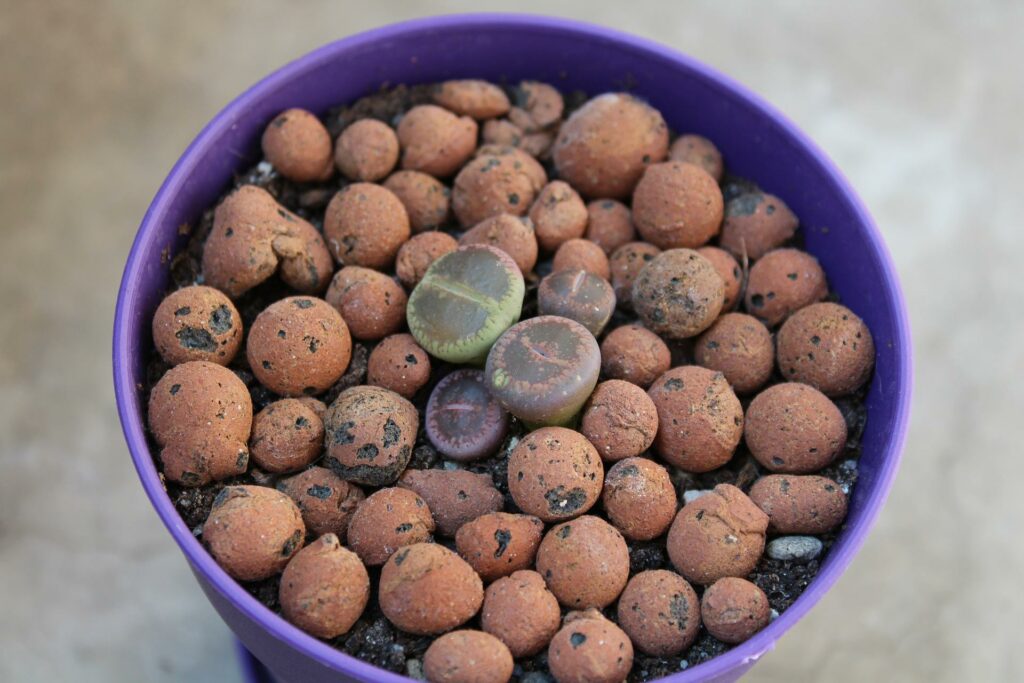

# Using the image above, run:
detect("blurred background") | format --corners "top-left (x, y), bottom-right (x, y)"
top-left (1, 1), bottom-right (1021, 681)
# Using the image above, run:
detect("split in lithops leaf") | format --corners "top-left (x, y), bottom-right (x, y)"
top-left (407, 245), bottom-right (525, 364)
top-left (425, 369), bottom-right (509, 462)
top-left (485, 315), bottom-right (601, 427)
top-left (537, 269), bottom-right (616, 337)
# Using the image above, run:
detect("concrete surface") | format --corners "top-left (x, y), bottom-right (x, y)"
top-left (1, 1), bottom-right (1022, 681)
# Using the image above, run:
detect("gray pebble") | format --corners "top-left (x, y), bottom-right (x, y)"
top-left (766, 535), bottom-right (823, 562)
top-left (770, 608), bottom-right (780, 622)
top-left (405, 659), bottom-right (425, 680)
top-left (683, 489), bottom-right (712, 505)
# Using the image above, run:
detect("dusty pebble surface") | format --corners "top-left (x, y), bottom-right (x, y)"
top-left (367, 333), bottom-right (432, 399)
top-left (617, 569), bottom-right (701, 656)
top-left (696, 246), bottom-right (743, 311)
top-left (481, 569), bottom-right (561, 658)
top-left (325, 266), bottom-right (408, 341)
top-left (277, 466), bottom-right (364, 540)
top-left (398, 468), bottom-right (503, 537)
top-left (585, 199), bottom-right (635, 254)
top-left (580, 381), bottom-right (659, 462)
top-left (456, 513), bottom-right (545, 582)
top-left (395, 231), bottom-right (459, 289)
top-left (346, 487), bottom-right (435, 566)
top-left (776, 302), bottom-right (876, 396)
top-left (744, 248), bottom-right (828, 326)
top-left (766, 536), bottom-right (824, 562)
top-left (694, 313), bottom-right (774, 395)
top-left (632, 248), bottom-right (724, 339)
top-left (506, 427), bottom-right (604, 523)
top-left (423, 630), bottom-right (514, 683)
top-left (547, 608), bottom-right (634, 683)
top-left (719, 192), bottom-right (798, 261)
top-left (249, 398), bottom-right (325, 473)
top-left (608, 241), bottom-right (661, 307)
top-left (700, 577), bottom-right (771, 644)
top-left (599, 324), bottom-right (671, 389)
top-left (151, 285), bottom-right (242, 366)
top-left (536, 515), bottom-right (629, 609)
top-left (279, 533), bottom-right (370, 639)
top-left (602, 457), bottom-right (676, 541)
top-left (458, 213), bottom-right (539, 275)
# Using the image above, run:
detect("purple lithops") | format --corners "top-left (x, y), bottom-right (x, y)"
top-left (425, 369), bottom-right (510, 462)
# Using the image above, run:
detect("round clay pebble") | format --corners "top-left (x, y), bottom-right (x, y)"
top-left (426, 370), bottom-right (509, 462)
top-left (456, 513), bottom-right (545, 582)
top-left (203, 485), bottom-right (305, 581)
top-left (748, 474), bottom-right (848, 534)
top-left (585, 199), bottom-right (635, 255)
top-left (277, 467), bottom-right (365, 540)
top-left (776, 302), bottom-right (875, 396)
top-left (633, 161), bottom-right (724, 249)
top-left (536, 515), bottom-right (629, 608)
top-left (668, 134), bottom-right (724, 181)
top-left (537, 269), bottom-right (616, 337)
top-left (395, 231), bottom-right (459, 289)
top-left (601, 457), bottom-right (676, 541)
top-left (609, 241), bottom-right (660, 307)
top-left (250, 398), bottom-right (325, 473)
top-left (551, 238), bottom-right (610, 280)
top-left (720, 192), bottom-right (798, 261)
top-left (666, 484), bottom-right (768, 585)
top-left (433, 79), bottom-right (511, 120)
top-left (424, 630), bottom-right (514, 683)
top-left (452, 147), bottom-right (547, 227)
top-left (383, 170), bottom-right (451, 233)
top-left (507, 427), bottom-right (603, 522)
top-left (745, 248), bottom-right (828, 326)
top-left (398, 469), bottom-right (503, 537)
top-left (458, 213), bottom-right (539, 275)
top-left (617, 570), bottom-right (701, 656)
top-left (648, 366), bottom-right (743, 472)
top-left (322, 385), bottom-right (419, 486)
top-left (509, 81), bottom-right (564, 131)
top-left (158, 434), bottom-right (250, 487)
top-left (397, 104), bottom-right (478, 178)
top-left (325, 266), bottom-right (407, 341)
top-left (246, 296), bottom-right (352, 396)
top-left (701, 577), bottom-right (771, 644)
top-left (482, 570), bottom-right (561, 657)
top-left (547, 609), bottom-right (633, 683)
top-left (323, 182), bottom-right (411, 269)
top-left (333, 119), bottom-right (399, 182)
top-left (633, 248), bottom-right (724, 339)
top-left (379, 543), bottom-right (484, 635)
top-left (279, 533), bottom-right (370, 639)
top-left (529, 181), bottom-right (589, 252)
top-left (261, 108), bottom-right (333, 182)
top-left (367, 333), bottom-right (432, 399)
top-left (694, 313), bottom-right (774, 394)
top-left (553, 92), bottom-right (668, 199)
top-left (599, 324), bottom-right (671, 389)
top-left (744, 382), bottom-right (847, 473)
top-left (580, 381), bottom-right (659, 461)
top-left (152, 286), bottom-right (242, 366)
top-left (482, 118), bottom-right (526, 148)
top-left (697, 245), bottom-right (743, 311)
top-left (346, 487), bottom-right (434, 566)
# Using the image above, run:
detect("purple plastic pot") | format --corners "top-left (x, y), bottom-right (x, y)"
top-left (113, 14), bottom-right (911, 683)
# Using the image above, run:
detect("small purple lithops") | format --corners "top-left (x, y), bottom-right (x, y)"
top-left (425, 369), bottom-right (510, 462)
top-left (537, 269), bottom-right (616, 337)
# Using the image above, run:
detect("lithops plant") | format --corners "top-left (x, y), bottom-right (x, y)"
top-left (537, 269), bottom-right (616, 337)
top-left (425, 369), bottom-right (509, 462)
top-left (407, 245), bottom-right (525, 364)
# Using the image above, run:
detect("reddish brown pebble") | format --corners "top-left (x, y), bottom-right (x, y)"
top-left (325, 266), bottom-right (407, 341)
top-left (395, 231), bottom-right (459, 289)
top-left (279, 534), bottom-right (370, 639)
top-left (346, 487), bottom-right (434, 566)
top-left (459, 213), bottom-right (539, 275)
top-left (397, 104), bottom-right (478, 178)
top-left (745, 248), bottom-right (828, 326)
top-left (537, 269), bottom-right (616, 337)
top-left (529, 181), bottom-right (589, 252)
top-left (720, 192), bottom-right (798, 261)
top-left (633, 161), bottom-right (724, 249)
top-left (246, 296), bottom-right (352, 396)
top-left (261, 108), bottom-right (333, 182)
top-left (323, 386), bottom-right (418, 486)
top-left (547, 609), bottom-right (633, 683)
top-left (277, 467), bottom-right (365, 540)
top-left (509, 81), bottom-right (564, 132)
top-left (609, 241), bottom-right (661, 307)
top-left (424, 630), bottom-right (514, 683)
top-left (694, 313), bottom-right (774, 394)
top-left (666, 484), bottom-right (768, 585)
top-left (648, 366), bottom-right (743, 472)
top-left (748, 474), bottom-right (849, 534)
top-left (324, 183), bottom-right (411, 270)
top-left (552, 238), bottom-right (610, 280)
top-left (482, 570), bottom-right (560, 657)
top-left (581, 381), bottom-right (659, 461)
top-left (367, 334), bottom-right (432, 399)
top-left (536, 515), bottom-right (629, 608)
top-left (383, 170), bottom-right (452, 233)
top-left (633, 248), bottom-right (724, 338)
top-left (379, 543), bottom-right (484, 635)
top-left (601, 457), bottom-right (676, 540)
top-left (456, 513), bottom-right (545, 582)
top-left (434, 80), bottom-right (511, 119)
top-left (203, 485), bottom-right (305, 581)
top-left (697, 246), bottom-right (743, 311)
top-left (669, 134), bottom-right (724, 181)
top-left (453, 147), bottom-right (547, 227)
top-left (553, 92), bottom-right (669, 199)
top-left (617, 570), bottom-right (701, 656)
top-left (334, 119), bottom-right (400, 182)
top-left (585, 199), bottom-right (636, 255)
top-left (507, 427), bottom-right (604, 522)
top-left (744, 382), bottom-right (847, 473)
top-left (599, 324), bottom-right (671, 389)
top-left (701, 577), bottom-right (770, 644)
top-left (398, 469), bottom-right (503, 537)
top-left (152, 286), bottom-right (242, 366)
top-left (482, 118), bottom-right (526, 148)
top-left (776, 302), bottom-right (875, 396)
top-left (250, 399), bottom-right (325, 473)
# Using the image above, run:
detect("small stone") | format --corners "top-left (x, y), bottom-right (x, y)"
top-left (683, 489), bottom-right (712, 505)
top-left (766, 536), bottom-right (823, 562)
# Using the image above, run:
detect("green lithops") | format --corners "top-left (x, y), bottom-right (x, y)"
top-left (407, 245), bottom-right (525, 364)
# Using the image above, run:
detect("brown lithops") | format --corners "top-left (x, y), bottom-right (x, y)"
top-left (456, 512), bottom-right (545, 582)
top-left (249, 398), bottom-right (325, 473)
top-left (580, 381), bottom-right (659, 461)
top-left (748, 474), bottom-right (849, 534)
top-left (701, 577), bottom-right (771, 644)
top-left (277, 466), bottom-right (364, 540)
top-left (395, 231), bottom-right (459, 289)
top-left (334, 119), bottom-right (400, 182)
top-left (397, 104), bottom-right (478, 178)
top-left (346, 487), bottom-right (434, 566)
top-left (694, 313), bottom-right (775, 394)
top-left (261, 108), bottom-right (333, 182)
top-left (507, 427), bottom-right (604, 522)
top-left (633, 248), bottom-right (725, 339)
top-left (599, 324), bottom-right (671, 389)
top-left (383, 170), bottom-right (452, 232)
top-left (669, 133), bottom-right (724, 181)
top-left (720, 192), bottom-right (798, 261)
top-left (617, 570), bottom-right (701, 656)
top-left (585, 199), bottom-right (636, 255)
top-left (776, 302), bottom-right (875, 396)
top-left (536, 515), bottom-right (629, 609)
top-left (608, 241), bottom-right (661, 307)
top-left (452, 147), bottom-right (547, 227)
top-left (601, 457), bottom-right (676, 541)
top-left (696, 245), bottom-right (743, 311)
top-left (367, 333), bottom-right (432, 399)
top-left (632, 161), bottom-right (724, 249)
top-left (323, 182), bottom-right (411, 270)
top-left (458, 213), bottom-right (539, 275)
top-left (279, 533), bottom-right (370, 638)
top-left (423, 630), bottom-right (514, 683)
top-left (548, 609), bottom-right (634, 683)
top-left (744, 382), bottom-right (848, 473)
top-left (325, 266), bottom-right (408, 341)
top-left (482, 570), bottom-right (561, 658)
top-left (745, 248), bottom-right (828, 326)
top-left (398, 469), bottom-right (503, 537)
top-left (152, 286), bottom-right (242, 366)
top-left (379, 543), bottom-right (484, 635)
top-left (529, 181), bottom-right (589, 252)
